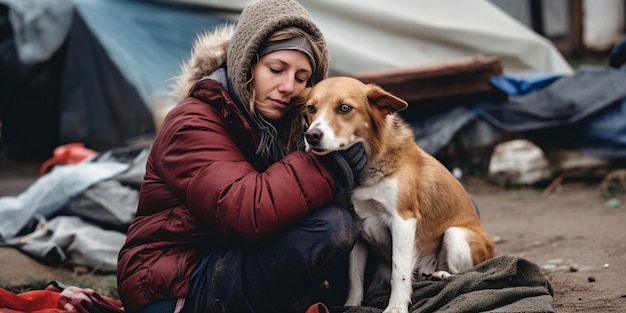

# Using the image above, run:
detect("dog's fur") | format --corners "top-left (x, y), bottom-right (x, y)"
top-left (296, 77), bottom-right (496, 313)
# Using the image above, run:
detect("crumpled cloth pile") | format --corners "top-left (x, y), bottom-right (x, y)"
top-left (0, 281), bottom-right (123, 313)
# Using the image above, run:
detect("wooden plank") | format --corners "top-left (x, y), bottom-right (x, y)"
top-left (346, 55), bottom-right (504, 102)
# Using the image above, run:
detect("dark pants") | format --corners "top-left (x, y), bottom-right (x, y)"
top-left (137, 299), bottom-right (182, 313)
top-left (186, 204), bottom-right (359, 313)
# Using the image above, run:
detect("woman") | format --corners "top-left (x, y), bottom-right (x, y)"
top-left (116, 0), bottom-right (368, 312)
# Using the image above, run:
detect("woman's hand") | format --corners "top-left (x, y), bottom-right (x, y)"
top-left (318, 142), bottom-right (368, 192)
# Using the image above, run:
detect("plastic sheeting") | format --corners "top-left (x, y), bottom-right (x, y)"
top-left (18, 216), bottom-right (127, 273)
top-left (474, 67), bottom-right (626, 132)
top-left (471, 67), bottom-right (626, 158)
top-left (0, 146), bottom-right (148, 272)
top-left (0, 161), bottom-right (129, 240)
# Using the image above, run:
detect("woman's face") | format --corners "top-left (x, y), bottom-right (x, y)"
top-left (252, 49), bottom-right (312, 121)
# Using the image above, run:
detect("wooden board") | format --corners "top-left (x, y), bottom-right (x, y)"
top-left (347, 55), bottom-right (505, 103)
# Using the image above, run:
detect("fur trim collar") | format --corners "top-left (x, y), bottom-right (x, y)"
top-left (170, 24), bottom-right (236, 102)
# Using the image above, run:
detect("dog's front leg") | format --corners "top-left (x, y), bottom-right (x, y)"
top-left (344, 239), bottom-right (368, 306)
top-left (384, 217), bottom-right (417, 313)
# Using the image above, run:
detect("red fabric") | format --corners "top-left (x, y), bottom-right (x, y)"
top-left (0, 288), bottom-right (67, 313)
top-left (0, 286), bottom-right (123, 313)
top-left (304, 302), bottom-right (329, 313)
top-left (39, 143), bottom-right (98, 176)
top-left (117, 79), bottom-right (337, 312)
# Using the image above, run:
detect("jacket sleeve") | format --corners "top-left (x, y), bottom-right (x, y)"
top-left (152, 99), bottom-right (337, 242)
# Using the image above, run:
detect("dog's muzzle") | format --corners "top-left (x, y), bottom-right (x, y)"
top-left (304, 128), bottom-right (330, 155)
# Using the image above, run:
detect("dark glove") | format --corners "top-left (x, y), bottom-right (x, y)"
top-left (318, 142), bottom-right (368, 192)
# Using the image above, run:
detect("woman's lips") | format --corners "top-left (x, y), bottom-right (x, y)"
top-left (271, 99), bottom-right (288, 109)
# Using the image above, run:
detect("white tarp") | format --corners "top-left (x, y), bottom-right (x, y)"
top-left (302, 0), bottom-right (573, 75)
top-left (169, 0), bottom-right (574, 75)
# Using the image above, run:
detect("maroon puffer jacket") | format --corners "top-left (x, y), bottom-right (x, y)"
top-left (117, 79), bottom-right (337, 312)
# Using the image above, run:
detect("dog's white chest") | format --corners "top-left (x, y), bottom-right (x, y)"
top-left (352, 177), bottom-right (399, 214)
top-left (350, 178), bottom-right (400, 258)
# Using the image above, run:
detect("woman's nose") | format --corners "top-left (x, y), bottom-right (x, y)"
top-left (278, 76), bottom-right (295, 94)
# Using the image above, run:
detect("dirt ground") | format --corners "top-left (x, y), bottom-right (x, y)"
top-left (1, 159), bottom-right (625, 312)
top-left (464, 177), bottom-right (626, 313)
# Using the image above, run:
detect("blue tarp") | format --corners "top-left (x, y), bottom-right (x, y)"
top-left (72, 0), bottom-right (233, 110)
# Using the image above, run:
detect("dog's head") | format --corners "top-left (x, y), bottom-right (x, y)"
top-left (294, 76), bottom-right (408, 156)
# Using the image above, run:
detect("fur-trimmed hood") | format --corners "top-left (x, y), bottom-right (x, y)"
top-left (170, 24), bottom-right (236, 102)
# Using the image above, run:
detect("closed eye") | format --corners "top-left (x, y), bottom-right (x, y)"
top-left (295, 75), bottom-right (308, 84)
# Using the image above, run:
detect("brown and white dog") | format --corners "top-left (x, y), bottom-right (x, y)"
top-left (296, 77), bottom-right (495, 313)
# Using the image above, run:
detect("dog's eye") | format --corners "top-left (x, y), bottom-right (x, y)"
top-left (306, 104), bottom-right (316, 114)
top-left (338, 103), bottom-right (352, 113)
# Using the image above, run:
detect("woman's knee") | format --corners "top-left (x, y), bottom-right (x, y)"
top-left (311, 204), bottom-right (359, 249)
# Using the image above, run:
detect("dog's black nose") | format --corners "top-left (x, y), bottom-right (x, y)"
top-left (305, 128), bottom-right (323, 145)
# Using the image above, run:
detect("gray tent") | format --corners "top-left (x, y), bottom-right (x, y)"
top-left (0, 0), bottom-right (230, 158)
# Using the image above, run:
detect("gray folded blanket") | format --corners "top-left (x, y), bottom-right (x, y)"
top-left (335, 255), bottom-right (554, 313)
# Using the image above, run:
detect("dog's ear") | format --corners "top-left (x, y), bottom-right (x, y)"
top-left (292, 87), bottom-right (312, 113)
top-left (366, 84), bottom-right (408, 113)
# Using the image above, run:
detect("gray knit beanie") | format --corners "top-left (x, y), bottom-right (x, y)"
top-left (226, 0), bottom-right (329, 105)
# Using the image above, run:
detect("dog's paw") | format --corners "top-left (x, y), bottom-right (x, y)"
top-left (429, 270), bottom-right (453, 281)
